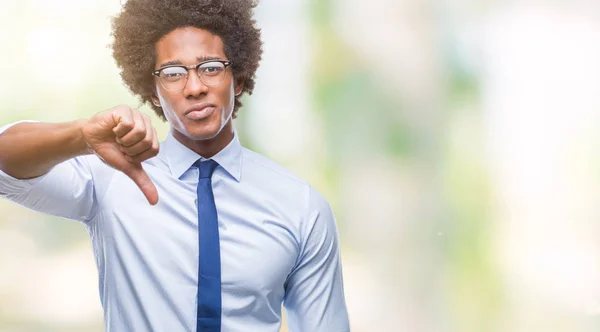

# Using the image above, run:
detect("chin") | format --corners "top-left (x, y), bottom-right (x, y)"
top-left (171, 106), bottom-right (233, 142)
top-left (183, 127), bottom-right (219, 141)
top-left (182, 120), bottom-right (223, 141)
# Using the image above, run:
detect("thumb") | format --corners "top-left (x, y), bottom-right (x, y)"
top-left (122, 163), bottom-right (159, 205)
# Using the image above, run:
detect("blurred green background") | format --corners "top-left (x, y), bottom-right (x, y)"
top-left (1, 0), bottom-right (600, 331)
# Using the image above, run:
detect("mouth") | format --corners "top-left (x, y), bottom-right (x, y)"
top-left (184, 103), bottom-right (217, 121)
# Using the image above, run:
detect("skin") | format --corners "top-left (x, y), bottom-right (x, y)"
top-left (0, 107), bottom-right (160, 204)
top-left (151, 27), bottom-right (244, 159)
top-left (0, 27), bottom-right (242, 205)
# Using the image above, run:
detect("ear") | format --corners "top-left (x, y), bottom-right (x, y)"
top-left (150, 93), bottom-right (161, 108)
top-left (234, 78), bottom-right (245, 97)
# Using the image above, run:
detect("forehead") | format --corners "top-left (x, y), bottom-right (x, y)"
top-left (155, 27), bottom-right (226, 66)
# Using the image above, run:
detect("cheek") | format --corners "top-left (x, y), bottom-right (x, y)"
top-left (157, 93), bottom-right (174, 118)
top-left (222, 80), bottom-right (236, 113)
top-left (157, 90), bottom-right (185, 130)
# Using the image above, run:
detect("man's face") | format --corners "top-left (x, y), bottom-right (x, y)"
top-left (151, 27), bottom-right (242, 141)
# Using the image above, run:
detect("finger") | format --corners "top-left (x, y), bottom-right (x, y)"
top-left (120, 116), bottom-right (155, 156)
top-left (112, 107), bottom-right (135, 138)
top-left (122, 163), bottom-right (159, 205)
top-left (152, 127), bottom-right (159, 152)
top-left (117, 111), bottom-right (147, 147)
top-left (129, 127), bottom-right (161, 163)
top-left (127, 146), bottom-right (159, 164)
top-left (125, 131), bottom-right (160, 163)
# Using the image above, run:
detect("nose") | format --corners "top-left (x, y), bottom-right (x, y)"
top-left (183, 69), bottom-right (209, 98)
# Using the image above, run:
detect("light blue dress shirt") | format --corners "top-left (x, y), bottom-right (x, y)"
top-left (0, 123), bottom-right (350, 332)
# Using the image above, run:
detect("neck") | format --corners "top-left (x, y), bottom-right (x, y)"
top-left (172, 121), bottom-right (234, 159)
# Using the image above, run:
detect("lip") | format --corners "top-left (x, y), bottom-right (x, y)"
top-left (184, 103), bottom-right (217, 120)
top-left (184, 103), bottom-right (216, 115)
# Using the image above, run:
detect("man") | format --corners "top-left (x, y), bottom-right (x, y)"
top-left (0, 0), bottom-right (350, 331)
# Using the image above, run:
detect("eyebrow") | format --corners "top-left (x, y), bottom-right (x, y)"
top-left (157, 56), bottom-right (223, 69)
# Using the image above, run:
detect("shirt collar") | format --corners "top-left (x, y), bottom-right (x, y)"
top-left (164, 130), bottom-right (243, 182)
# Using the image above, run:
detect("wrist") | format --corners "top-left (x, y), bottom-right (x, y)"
top-left (73, 119), bottom-right (93, 156)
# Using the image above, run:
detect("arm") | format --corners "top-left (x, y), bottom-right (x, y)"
top-left (0, 120), bottom-right (90, 179)
top-left (283, 187), bottom-right (351, 332)
top-left (0, 105), bottom-right (160, 205)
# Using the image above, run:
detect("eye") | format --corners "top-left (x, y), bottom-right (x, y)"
top-left (165, 72), bottom-right (185, 78)
top-left (199, 62), bottom-right (225, 76)
top-left (159, 67), bottom-right (187, 81)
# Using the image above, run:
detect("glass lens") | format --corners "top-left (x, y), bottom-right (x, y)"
top-left (199, 61), bottom-right (226, 85)
top-left (159, 67), bottom-right (187, 90)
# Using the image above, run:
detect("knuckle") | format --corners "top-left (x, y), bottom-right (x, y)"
top-left (121, 121), bottom-right (134, 130)
top-left (115, 105), bottom-right (131, 115)
top-left (133, 126), bottom-right (146, 136)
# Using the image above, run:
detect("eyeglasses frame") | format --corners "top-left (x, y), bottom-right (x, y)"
top-left (152, 59), bottom-right (233, 91)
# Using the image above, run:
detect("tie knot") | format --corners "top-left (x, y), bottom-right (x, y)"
top-left (195, 159), bottom-right (219, 179)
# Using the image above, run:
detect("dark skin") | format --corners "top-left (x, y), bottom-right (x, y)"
top-left (150, 27), bottom-right (244, 158)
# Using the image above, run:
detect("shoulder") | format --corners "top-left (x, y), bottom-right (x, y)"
top-left (240, 147), bottom-right (333, 213)
top-left (241, 147), bottom-right (309, 187)
top-left (240, 147), bottom-right (318, 216)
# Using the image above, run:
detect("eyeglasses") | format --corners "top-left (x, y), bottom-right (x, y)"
top-left (152, 59), bottom-right (233, 91)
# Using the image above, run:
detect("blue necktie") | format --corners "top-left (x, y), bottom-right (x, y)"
top-left (195, 159), bottom-right (222, 331)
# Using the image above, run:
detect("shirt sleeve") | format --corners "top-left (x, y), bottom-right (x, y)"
top-left (0, 121), bottom-right (99, 222)
top-left (283, 186), bottom-right (351, 332)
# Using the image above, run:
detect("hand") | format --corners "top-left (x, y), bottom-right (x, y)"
top-left (81, 105), bottom-right (160, 205)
